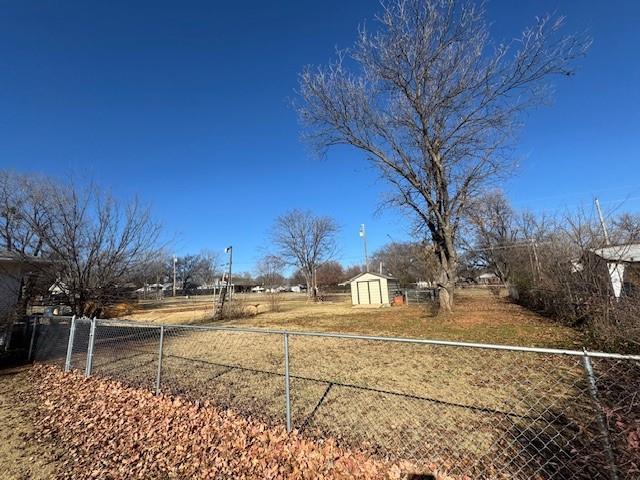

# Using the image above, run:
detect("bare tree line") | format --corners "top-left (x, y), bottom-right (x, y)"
top-left (466, 191), bottom-right (640, 351)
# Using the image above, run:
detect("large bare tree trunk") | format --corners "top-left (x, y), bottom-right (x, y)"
top-left (435, 231), bottom-right (457, 313)
top-left (305, 269), bottom-right (318, 302)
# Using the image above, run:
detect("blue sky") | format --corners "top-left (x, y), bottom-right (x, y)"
top-left (1, 1), bottom-right (639, 274)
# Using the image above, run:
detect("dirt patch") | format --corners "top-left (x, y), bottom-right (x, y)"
top-left (32, 365), bottom-right (446, 479)
top-left (0, 366), bottom-right (62, 480)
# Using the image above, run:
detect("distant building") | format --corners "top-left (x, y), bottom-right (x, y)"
top-left (476, 272), bottom-right (501, 285)
top-left (340, 272), bottom-right (400, 306)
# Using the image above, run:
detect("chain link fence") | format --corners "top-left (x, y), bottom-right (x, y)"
top-left (404, 288), bottom-right (438, 305)
top-left (29, 316), bottom-right (640, 479)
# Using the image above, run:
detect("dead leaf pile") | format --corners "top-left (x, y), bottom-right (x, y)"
top-left (30, 366), bottom-right (439, 479)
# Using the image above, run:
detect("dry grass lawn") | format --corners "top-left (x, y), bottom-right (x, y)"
top-left (31, 289), bottom-right (628, 477)
top-left (124, 288), bottom-right (582, 349)
top-left (60, 290), bottom-right (602, 477)
top-left (73, 318), bottom-right (601, 478)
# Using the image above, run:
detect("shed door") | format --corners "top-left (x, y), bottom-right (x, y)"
top-left (356, 281), bottom-right (370, 304)
top-left (369, 280), bottom-right (382, 304)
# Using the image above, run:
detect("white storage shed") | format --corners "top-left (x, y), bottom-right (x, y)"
top-left (340, 272), bottom-right (400, 306)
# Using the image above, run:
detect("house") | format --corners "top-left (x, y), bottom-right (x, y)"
top-left (340, 272), bottom-right (401, 306)
top-left (591, 243), bottom-right (640, 298)
top-left (476, 272), bottom-right (501, 285)
top-left (0, 251), bottom-right (52, 317)
top-left (0, 251), bottom-right (51, 348)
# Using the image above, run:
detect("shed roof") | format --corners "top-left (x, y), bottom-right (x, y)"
top-left (339, 271), bottom-right (398, 286)
top-left (592, 243), bottom-right (640, 263)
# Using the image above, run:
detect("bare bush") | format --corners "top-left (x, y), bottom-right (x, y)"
top-left (267, 292), bottom-right (282, 313)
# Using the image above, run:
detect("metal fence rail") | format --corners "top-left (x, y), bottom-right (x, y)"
top-left (29, 316), bottom-right (640, 479)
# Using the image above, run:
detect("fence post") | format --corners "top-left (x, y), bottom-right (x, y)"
top-left (283, 332), bottom-right (292, 433)
top-left (64, 315), bottom-right (77, 372)
top-left (84, 317), bottom-right (97, 377)
top-left (155, 325), bottom-right (165, 395)
top-left (582, 349), bottom-right (619, 480)
top-left (27, 316), bottom-right (38, 361)
top-left (404, 290), bottom-right (410, 305)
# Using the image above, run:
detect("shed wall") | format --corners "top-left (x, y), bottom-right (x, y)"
top-left (350, 273), bottom-right (392, 305)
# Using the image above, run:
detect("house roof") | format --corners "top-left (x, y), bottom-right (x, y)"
top-left (477, 273), bottom-right (498, 279)
top-left (0, 250), bottom-right (51, 265)
top-left (339, 271), bottom-right (397, 286)
top-left (592, 243), bottom-right (640, 263)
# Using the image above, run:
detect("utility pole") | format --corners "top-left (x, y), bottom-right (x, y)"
top-left (595, 198), bottom-right (611, 245)
top-left (172, 255), bottom-right (177, 297)
top-left (226, 246), bottom-right (233, 300)
top-left (359, 224), bottom-right (369, 272)
top-left (379, 261), bottom-right (383, 275)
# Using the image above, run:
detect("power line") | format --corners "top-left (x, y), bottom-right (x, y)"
top-left (461, 240), bottom-right (558, 253)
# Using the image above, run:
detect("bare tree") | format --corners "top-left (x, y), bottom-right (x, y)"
top-left (289, 268), bottom-right (308, 287)
top-left (131, 252), bottom-right (171, 299)
top-left (173, 255), bottom-right (202, 294)
top-left (298, 0), bottom-right (589, 311)
top-left (198, 250), bottom-right (221, 287)
top-left (0, 172), bottom-right (50, 256)
top-left (370, 241), bottom-right (439, 286)
top-left (271, 210), bottom-right (338, 300)
top-left (256, 254), bottom-right (286, 311)
top-left (315, 261), bottom-right (344, 288)
top-left (256, 254), bottom-right (286, 288)
top-left (28, 180), bottom-right (162, 316)
top-left (465, 191), bottom-right (519, 283)
top-left (343, 264), bottom-right (363, 282)
top-left (172, 250), bottom-right (220, 295)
